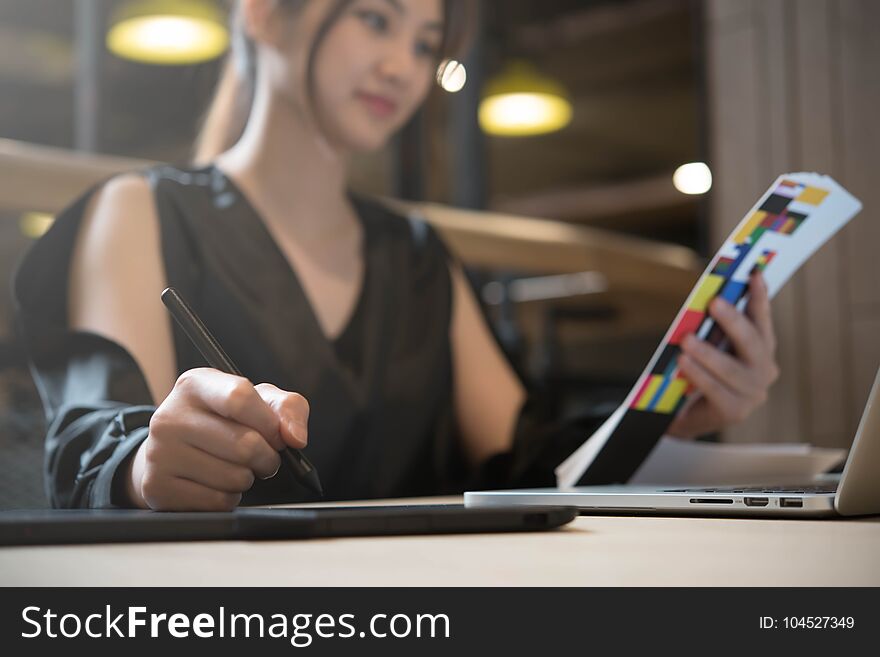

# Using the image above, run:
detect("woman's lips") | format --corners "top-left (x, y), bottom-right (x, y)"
top-left (356, 92), bottom-right (398, 119)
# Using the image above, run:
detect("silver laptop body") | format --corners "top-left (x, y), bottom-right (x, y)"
top-left (465, 367), bottom-right (880, 518)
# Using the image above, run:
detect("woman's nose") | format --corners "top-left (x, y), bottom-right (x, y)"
top-left (376, 39), bottom-right (419, 87)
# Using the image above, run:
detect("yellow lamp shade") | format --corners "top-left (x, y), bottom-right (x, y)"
top-left (479, 62), bottom-right (573, 137)
top-left (107, 0), bottom-right (229, 65)
top-left (20, 212), bottom-right (55, 239)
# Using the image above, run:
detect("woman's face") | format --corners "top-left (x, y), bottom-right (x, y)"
top-left (272, 0), bottom-right (445, 152)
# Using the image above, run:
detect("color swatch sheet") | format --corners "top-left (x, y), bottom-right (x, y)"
top-left (556, 173), bottom-right (862, 488)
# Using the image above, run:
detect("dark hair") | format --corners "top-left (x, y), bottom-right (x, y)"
top-left (193, 0), bottom-right (473, 164)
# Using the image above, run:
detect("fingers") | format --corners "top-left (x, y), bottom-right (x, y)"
top-left (673, 275), bottom-right (780, 437)
top-left (178, 412), bottom-right (282, 479)
top-left (707, 296), bottom-right (765, 367)
top-left (681, 334), bottom-right (754, 397)
top-left (678, 353), bottom-right (751, 425)
top-left (176, 368), bottom-right (280, 442)
top-left (254, 383), bottom-right (309, 449)
top-left (747, 272), bottom-right (776, 351)
top-left (666, 395), bottom-right (716, 441)
top-left (142, 369), bottom-right (313, 511)
top-left (704, 278), bottom-right (780, 387)
top-left (166, 444), bottom-right (256, 493)
top-left (141, 474), bottom-right (242, 512)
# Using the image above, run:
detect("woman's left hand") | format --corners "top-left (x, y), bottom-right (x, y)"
top-left (666, 272), bottom-right (780, 440)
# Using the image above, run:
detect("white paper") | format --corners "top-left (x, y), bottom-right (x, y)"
top-left (628, 436), bottom-right (845, 486)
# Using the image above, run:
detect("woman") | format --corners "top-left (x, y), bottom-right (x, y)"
top-left (13, 0), bottom-right (779, 511)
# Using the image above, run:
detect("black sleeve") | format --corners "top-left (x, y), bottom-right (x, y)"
top-left (11, 181), bottom-right (158, 509)
top-left (44, 403), bottom-right (154, 508)
top-left (464, 398), bottom-right (611, 490)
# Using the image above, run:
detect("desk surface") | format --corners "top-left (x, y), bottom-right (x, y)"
top-left (2, 497), bottom-right (878, 586)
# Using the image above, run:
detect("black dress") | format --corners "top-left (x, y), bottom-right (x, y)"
top-left (13, 164), bottom-right (603, 509)
top-left (13, 163), bottom-right (474, 508)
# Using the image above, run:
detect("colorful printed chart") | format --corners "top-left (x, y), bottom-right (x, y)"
top-left (556, 173), bottom-right (862, 488)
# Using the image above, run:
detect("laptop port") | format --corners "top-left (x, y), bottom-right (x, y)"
top-left (780, 498), bottom-right (803, 508)
top-left (744, 497), bottom-right (769, 507)
top-left (689, 498), bottom-right (734, 504)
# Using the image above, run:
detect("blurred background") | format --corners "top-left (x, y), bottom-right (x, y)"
top-left (0, 0), bottom-right (877, 508)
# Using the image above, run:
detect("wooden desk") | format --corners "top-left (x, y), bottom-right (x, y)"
top-left (1, 497), bottom-right (878, 587)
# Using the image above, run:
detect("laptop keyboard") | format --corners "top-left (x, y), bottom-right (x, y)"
top-left (662, 484), bottom-right (837, 495)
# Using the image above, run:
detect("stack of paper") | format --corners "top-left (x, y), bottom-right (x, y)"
top-left (628, 436), bottom-right (845, 487)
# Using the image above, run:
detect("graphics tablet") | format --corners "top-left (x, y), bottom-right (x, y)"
top-left (0, 504), bottom-right (577, 546)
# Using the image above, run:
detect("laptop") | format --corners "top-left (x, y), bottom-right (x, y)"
top-left (465, 366), bottom-right (880, 518)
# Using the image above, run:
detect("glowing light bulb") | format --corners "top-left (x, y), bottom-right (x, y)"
top-left (673, 162), bottom-right (713, 195)
top-left (437, 59), bottom-right (467, 93)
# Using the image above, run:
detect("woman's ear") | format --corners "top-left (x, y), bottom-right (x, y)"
top-left (240, 0), bottom-right (285, 47)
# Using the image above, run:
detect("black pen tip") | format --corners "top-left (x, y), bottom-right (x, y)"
top-left (306, 471), bottom-right (324, 497)
top-left (281, 448), bottom-right (324, 497)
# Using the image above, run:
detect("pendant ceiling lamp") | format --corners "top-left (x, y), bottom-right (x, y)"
top-left (106, 0), bottom-right (229, 65)
top-left (479, 61), bottom-right (573, 137)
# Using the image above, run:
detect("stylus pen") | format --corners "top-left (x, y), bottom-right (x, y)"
top-left (160, 287), bottom-right (323, 497)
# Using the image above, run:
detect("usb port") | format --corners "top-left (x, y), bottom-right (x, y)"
top-left (780, 498), bottom-right (803, 508)
top-left (744, 497), bottom-right (769, 507)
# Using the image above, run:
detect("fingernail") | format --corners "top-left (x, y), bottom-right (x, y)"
top-left (287, 420), bottom-right (307, 448)
top-left (259, 460), bottom-right (281, 481)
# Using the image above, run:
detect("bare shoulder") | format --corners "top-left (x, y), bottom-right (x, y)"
top-left (70, 170), bottom-right (168, 300)
top-left (69, 169), bottom-right (166, 320)
top-left (69, 170), bottom-right (176, 402)
top-left (76, 172), bottom-right (159, 258)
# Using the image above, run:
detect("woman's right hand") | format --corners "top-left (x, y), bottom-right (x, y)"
top-left (125, 368), bottom-right (309, 511)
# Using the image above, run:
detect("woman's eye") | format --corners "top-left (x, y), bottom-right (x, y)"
top-left (356, 10), bottom-right (389, 33)
top-left (415, 40), bottom-right (441, 59)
